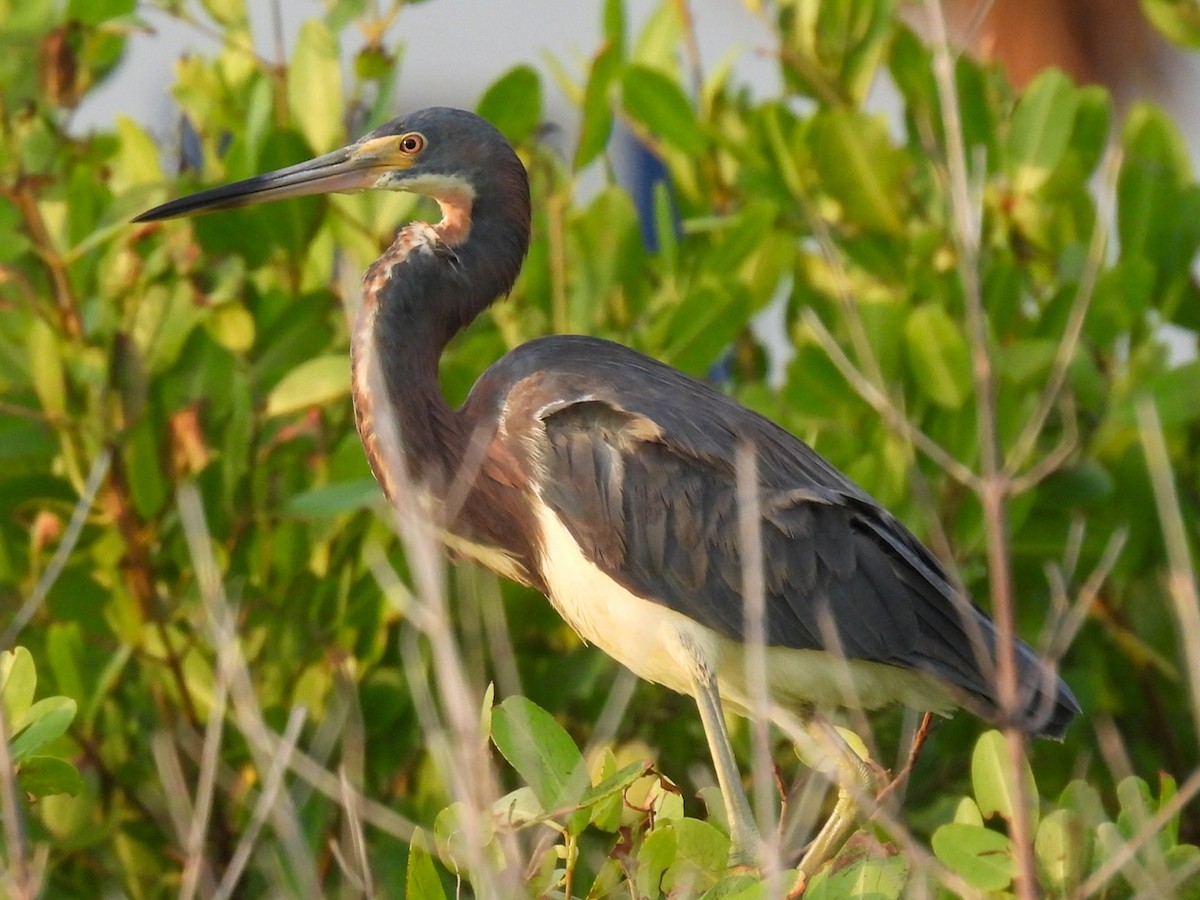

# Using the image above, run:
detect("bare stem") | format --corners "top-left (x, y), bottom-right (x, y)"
top-left (923, 2), bottom-right (1036, 896)
top-left (0, 705), bottom-right (35, 900)
top-left (1137, 399), bottom-right (1200, 743)
top-left (802, 309), bottom-right (979, 490)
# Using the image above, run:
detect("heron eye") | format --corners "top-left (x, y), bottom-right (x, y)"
top-left (399, 133), bottom-right (425, 155)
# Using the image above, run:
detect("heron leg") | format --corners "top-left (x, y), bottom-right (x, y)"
top-left (688, 662), bottom-right (760, 867)
top-left (794, 715), bottom-right (876, 880)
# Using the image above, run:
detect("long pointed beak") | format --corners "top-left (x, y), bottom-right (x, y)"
top-left (133, 139), bottom-right (403, 222)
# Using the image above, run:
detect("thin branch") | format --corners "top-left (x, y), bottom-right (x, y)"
top-left (0, 705), bottom-right (35, 900)
top-left (802, 308), bottom-right (979, 490)
top-left (1, 448), bottom-right (111, 651)
top-left (213, 708), bottom-right (308, 900)
top-left (177, 484), bottom-right (323, 896)
top-left (1005, 148), bottom-right (1117, 479)
top-left (1137, 399), bottom-right (1200, 744)
top-left (923, 2), bottom-right (1036, 897)
top-left (736, 444), bottom-right (784, 888)
top-left (874, 713), bottom-right (935, 808)
top-left (4, 179), bottom-right (82, 339)
top-left (1008, 395), bottom-right (1079, 495)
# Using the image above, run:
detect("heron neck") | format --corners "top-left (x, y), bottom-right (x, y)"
top-left (352, 202), bottom-right (529, 497)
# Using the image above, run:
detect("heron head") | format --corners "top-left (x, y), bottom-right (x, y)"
top-left (133, 107), bottom-right (524, 229)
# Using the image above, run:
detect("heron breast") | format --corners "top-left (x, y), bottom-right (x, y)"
top-left (534, 501), bottom-right (717, 696)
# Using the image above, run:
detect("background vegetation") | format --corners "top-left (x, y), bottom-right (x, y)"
top-left (2, 0), bottom-right (1200, 896)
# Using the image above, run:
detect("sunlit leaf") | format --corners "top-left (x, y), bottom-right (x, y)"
top-left (0, 647), bottom-right (37, 725)
top-left (17, 755), bottom-right (83, 797)
top-left (805, 842), bottom-right (909, 899)
top-left (288, 20), bottom-right (343, 153)
top-left (490, 695), bottom-right (588, 813)
top-left (282, 479), bottom-right (378, 517)
top-left (904, 304), bottom-right (971, 409)
top-left (660, 819), bottom-right (729, 892)
top-left (809, 109), bottom-right (906, 234)
top-left (477, 65), bottom-right (542, 145)
top-left (406, 835), bottom-right (447, 900)
top-left (575, 41), bottom-right (621, 169)
top-left (199, 0), bottom-right (245, 27)
top-left (265, 354), bottom-right (350, 417)
top-left (1141, 0), bottom-right (1200, 47)
top-left (1008, 68), bottom-right (1078, 194)
top-left (1035, 808), bottom-right (1088, 894)
top-left (931, 823), bottom-right (1014, 891)
top-left (972, 730), bottom-right (1039, 831)
top-left (621, 65), bottom-right (708, 156)
top-left (10, 696), bottom-right (77, 762)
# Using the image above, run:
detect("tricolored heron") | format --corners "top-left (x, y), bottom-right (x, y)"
top-left (135, 107), bottom-right (1079, 875)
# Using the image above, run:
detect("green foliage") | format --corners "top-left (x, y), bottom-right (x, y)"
top-left (1, 0), bottom-right (1199, 895)
top-left (1, 648), bottom-right (82, 798)
top-left (929, 731), bottom-right (1200, 898)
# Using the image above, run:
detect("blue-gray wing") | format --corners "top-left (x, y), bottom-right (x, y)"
top-left (469, 335), bottom-right (1078, 737)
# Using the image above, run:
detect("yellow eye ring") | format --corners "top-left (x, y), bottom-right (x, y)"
top-left (399, 133), bottom-right (425, 155)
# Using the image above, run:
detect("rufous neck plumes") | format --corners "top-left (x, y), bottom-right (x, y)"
top-left (434, 188), bottom-right (473, 247)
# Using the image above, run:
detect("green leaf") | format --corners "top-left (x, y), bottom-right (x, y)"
top-left (46, 624), bottom-right (85, 712)
top-left (809, 109), bottom-right (906, 234)
top-left (490, 696), bottom-right (588, 813)
top-left (67, 0), bottom-right (134, 25)
top-left (10, 696), bottom-right (77, 762)
top-left (804, 844), bottom-right (909, 899)
top-left (0, 647), bottom-right (37, 725)
top-left (1113, 362), bottom-right (1200, 428)
top-left (602, 0), bottom-right (626, 56)
top-left (282, 479), bottom-right (379, 517)
top-left (17, 755), bottom-right (83, 798)
top-left (632, 3), bottom-right (683, 78)
top-left (636, 824), bottom-right (677, 898)
top-left (1115, 776), bottom-right (1154, 841)
top-left (580, 758), bottom-right (649, 808)
top-left (931, 823), bottom-right (1014, 891)
top-left (113, 116), bottom-right (164, 190)
top-left (585, 756), bottom-right (647, 832)
top-left (1141, 0), bottom-right (1200, 47)
top-left (433, 802), bottom-right (495, 874)
top-left (621, 65), bottom-right (708, 156)
top-left (575, 42), bottom-right (621, 169)
top-left (288, 20), bottom-right (344, 153)
top-left (406, 832), bottom-right (447, 900)
top-left (28, 318), bottom-right (66, 418)
top-left (1159, 771), bottom-right (1181, 845)
top-left (477, 65), bottom-right (542, 145)
top-left (205, 302), bottom-right (256, 353)
top-left (904, 304), bottom-right (971, 409)
top-left (1035, 808), bottom-right (1088, 894)
top-left (654, 282), bottom-right (752, 376)
top-left (1008, 68), bottom-right (1078, 194)
top-left (491, 786), bottom-right (545, 829)
top-left (265, 354), bottom-right (350, 418)
top-left (199, 0), bottom-right (246, 27)
top-left (971, 730), bottom-right (1039, 830)
top-left (1117, 104), bottom-right (1200, 284)
top-left (662, 818), bottom-right (729, 893)
top-left (953, 796), bottom-right (984, 827)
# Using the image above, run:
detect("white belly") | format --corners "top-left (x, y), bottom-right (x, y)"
top-left (534, 503), bottom-right (716, 696)
top-left (534, 504), bottom-right (957, 721)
